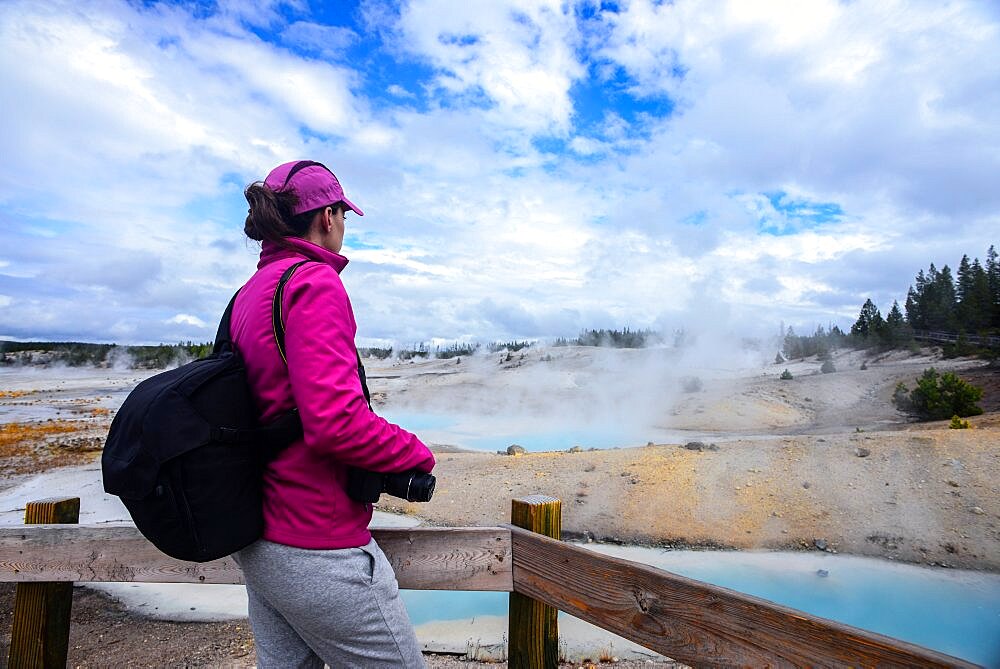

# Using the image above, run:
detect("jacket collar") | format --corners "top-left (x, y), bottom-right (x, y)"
top-left (258, 237), bottom-right (349, 274)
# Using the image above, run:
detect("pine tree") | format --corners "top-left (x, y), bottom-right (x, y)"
top-left (922, 264), bottom-right (957, 331)
top-left (987, 245), bottom-right (1000, 328)
top-left (905, 286), bottom-right (921, 330)
top-left (956, 255), bottom-right (978, 331)
top-left (783, 326), bottom-right (801, 359)
top-left (851, 298), bottom-right (882, 345)
top-left (970, 258), bottom-right (991, 332)
top-left (906, 269), bottom-right (929, 330)
top-left (885, 300), bottom-right (909, 346)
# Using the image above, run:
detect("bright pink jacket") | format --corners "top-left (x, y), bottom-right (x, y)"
top-left (230, 237), bottom-right (435, 550)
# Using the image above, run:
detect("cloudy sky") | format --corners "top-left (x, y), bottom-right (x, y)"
top-left (1, 0), bottom-right (998, 346)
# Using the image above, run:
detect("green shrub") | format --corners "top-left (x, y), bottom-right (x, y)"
top-left (908, 368), bottom-right (984, 421)
top-left (820, 360), bottom-right (835, 374)
top-left (949, 415), bottom-right (971, 429)
top-left (780, 369), bottom-right (793, 380)
top-left (892, 382), bottom-right (912, 410)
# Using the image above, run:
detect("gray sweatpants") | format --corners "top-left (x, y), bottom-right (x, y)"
top-left (235, 538), bottom-right (425, 668)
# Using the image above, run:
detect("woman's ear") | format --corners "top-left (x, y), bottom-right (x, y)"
top-left (316, 207), bottom-right (333, 233)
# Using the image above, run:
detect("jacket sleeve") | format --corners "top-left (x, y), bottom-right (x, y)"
top-left (281, 263), bottom-right (435, 474)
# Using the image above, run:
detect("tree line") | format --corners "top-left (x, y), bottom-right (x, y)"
top-left (0, 341), bottom-right (214, 368)
top-left (849, 244), bottom-right (998, 350)
top-left (780, 245), bottom-right (998, 359)
top-left (554, 327), bottom-right (661, 348)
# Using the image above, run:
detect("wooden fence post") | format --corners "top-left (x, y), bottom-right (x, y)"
top-left (8, 497), bottom-right (80, 669)
top-left (509, 495), bottom-right (561, 669)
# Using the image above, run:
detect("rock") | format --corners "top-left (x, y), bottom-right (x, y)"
top-left (683, 441), bottom-right (706, 451)
top-left (816, 569), bottom-right (829, 577)
top-left (971, 506), bottom-right (985, 515)
top-left (802, 481), bottom-right (811, 489)
top-left (946, 480), bottom-right (959, 487)
top-left (814, 538), bottom-right (828, 551)
top-left (506, 444), bottom-right (526, 456)
top-left (707, 443), bottom-right (720, 451)
top-left (854, 447), bottom-right (870, 458)
top-left (568, 445), bottom-right (582, 453)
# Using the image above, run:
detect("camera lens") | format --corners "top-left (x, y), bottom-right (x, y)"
top-left (381, 470), bottom-right (435, 502)
top-left (406, 473), bottom-right (435, 502)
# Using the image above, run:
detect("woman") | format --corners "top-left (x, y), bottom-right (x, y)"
top-left (231, 160), bottom-right (435, 668)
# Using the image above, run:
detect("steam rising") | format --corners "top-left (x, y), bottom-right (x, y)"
top-left (373, 328), bottom-right (779, 450)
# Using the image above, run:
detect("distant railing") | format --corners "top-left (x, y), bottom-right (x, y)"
top-left (0, 496), bottom-right (977, 668)
top-left (912, 329), bottom-right (1000, 348)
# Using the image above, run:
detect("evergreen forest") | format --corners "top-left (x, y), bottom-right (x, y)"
top-left (784, 244), bottom-right (999, 359)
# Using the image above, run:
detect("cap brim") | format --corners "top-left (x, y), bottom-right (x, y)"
top-left (342, 197), bottom-right (364, 217)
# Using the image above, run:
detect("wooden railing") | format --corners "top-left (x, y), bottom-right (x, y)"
top-left (0, 496), bottom-right (978, 668)
top-left (912, 329), bottom-right (1000, 348)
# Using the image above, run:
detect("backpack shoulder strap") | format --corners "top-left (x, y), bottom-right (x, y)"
top-left (272, 260), bottom-right (310, 364)
top-left (356, 349), bottom-right (372, 410)
top-left (267, 259), bottom-right (373, 412)
top-left (213, 292), bottom-right (239, 354)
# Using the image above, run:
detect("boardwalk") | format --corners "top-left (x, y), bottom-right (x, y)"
top-left (912, 329), bottom-right (1000, 348)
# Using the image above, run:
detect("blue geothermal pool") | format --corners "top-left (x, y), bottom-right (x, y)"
top-left (400, 545), bottom-right (1000, 667)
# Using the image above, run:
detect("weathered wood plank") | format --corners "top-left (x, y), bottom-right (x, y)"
top-left (0, 525), bottom-right (242, 584)
top-left (0, 525), bottom-right (512, 592)
top-left (9, 497), bottom-right (80, 669)
top-left (509, 496), bottom-right (561, 669)
top-left (509, 527), bottom-right (977, 669)
top-left (376, 527), bottom-right (512, 591)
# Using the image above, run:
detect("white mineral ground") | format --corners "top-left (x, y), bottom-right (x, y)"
top-left (1, 345), bottom-right (998, 665)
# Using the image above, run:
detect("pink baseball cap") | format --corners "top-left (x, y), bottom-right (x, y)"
top-left (264, 160), bottom-right (364, 217)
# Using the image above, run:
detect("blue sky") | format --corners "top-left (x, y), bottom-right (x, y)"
top-left (1, 0), bottom-right (998, 345)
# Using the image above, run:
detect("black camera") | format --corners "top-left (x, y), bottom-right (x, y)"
top-left (346, 467), bottom-right (436, 503)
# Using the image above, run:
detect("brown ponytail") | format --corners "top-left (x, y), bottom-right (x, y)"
top-left (244, 182), bottom-right (317, 243)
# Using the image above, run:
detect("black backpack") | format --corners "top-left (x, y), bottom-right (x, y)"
top-left (102, 262), bottom-right (306, 562)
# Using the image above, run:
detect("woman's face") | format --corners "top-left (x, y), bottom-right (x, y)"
top-left (323, 205), bottom-right (346, 254)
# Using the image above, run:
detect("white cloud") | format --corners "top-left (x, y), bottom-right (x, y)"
top-left (386, 83), bottom-right (414, 98)
top-left (0, 0), bottom-right (998, 344)
top-left (597, 0), bottom-right (1000, 217)
top-left (167, 314), bottom-right (208, 328)
top-left (568, 136), bottom-right (607, 156)
top-left (394, 0), bottom-right (585, 134)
